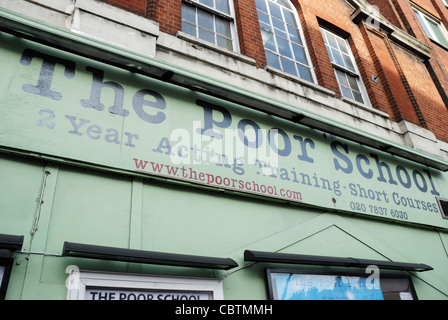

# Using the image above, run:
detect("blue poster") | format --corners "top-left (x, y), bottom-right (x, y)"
top-left (271, 273), bottom-right (384, 300)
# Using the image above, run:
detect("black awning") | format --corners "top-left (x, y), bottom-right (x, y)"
top-left (0, 234), bottom-right (24, 251)
top-left (62, 241), bottom-right (238, 270)
top-left (244, 250), bottom-right (432, 272)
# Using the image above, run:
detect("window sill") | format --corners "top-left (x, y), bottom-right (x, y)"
top-left (174, 33), bottom-right (389, 119)
top-left (340, 96), bottom-right (389, 118)
top-left (265, 66), bottom-right (389, 118)
top-left (265, 65), bottom-right (335, 96)
top-left (176, 32), bottom-right (256, 65)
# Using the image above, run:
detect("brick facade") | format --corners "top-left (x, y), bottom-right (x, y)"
top-left (98, 0), bottom-right (448, 143)
top-left (234, 0), bottom-right (267, 66)
top-left (98, 0), bottom-right (146, 15)
top-left (146, 0), bottom-right (182, 35)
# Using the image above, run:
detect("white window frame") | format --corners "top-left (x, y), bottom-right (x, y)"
top-left (413, 6), bottom-right (448, 48)
top-left (66, 269), bottom-right (224, 300)
top-left (321, 28), bottom-right (371, 106)
top-left (181, 0), bottom-right (239, 52)
top-left (256, 0), bottom-right (316, 83)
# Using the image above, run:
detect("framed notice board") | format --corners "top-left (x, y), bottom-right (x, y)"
top-left (266, 269), bottom-right (418, 300)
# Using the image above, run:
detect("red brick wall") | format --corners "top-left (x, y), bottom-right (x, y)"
top-left (97, 0), bottom-right (147, 15)
top-left (359, 24), bottom-right (406, 121)
top-left (366, 0), bottom-right (406, 30)
top-left (146, 0), bottom-right (182, 35)
top-left (413, 0), bottom-right (441, 19)
top-left (372, 0), bottom-right (448, 141)
top-left (95, 0), bottom-right (448, 143)
top-left (293, 0), bottom-right (390, 106)
top-left (394, 44), bottom-right (448, 139)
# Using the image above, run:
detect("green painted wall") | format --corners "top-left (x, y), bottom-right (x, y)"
top-left (1, 154), bottom-right (448, 299)
top-left (1, 30), bottom-right (448, 232)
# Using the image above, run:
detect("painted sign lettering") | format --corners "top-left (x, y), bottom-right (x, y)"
top-left (85, 288), bottom-right (211, 300)
top-left (1, 32), bottom-right (447, 229)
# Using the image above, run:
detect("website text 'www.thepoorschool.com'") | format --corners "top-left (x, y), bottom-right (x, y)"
top-left (133, 159), bottom-right (302, 201)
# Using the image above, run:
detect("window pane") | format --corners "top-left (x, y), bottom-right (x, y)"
top-left (272, 17), bottom-right (286, 31)
top-left (353, 91), bottom-right (364, 103)
top-left (198, 10), bottom-right (214, 31)
top-left (199, 0), bottom-right (213, 8)
top-left (199, 29), bottom-right (214, 43)
top-left (269, 2), bottom-right (283, 20)
top-left (336, 37), bottom-right (349, 54)
top-left (331, 48), bottom-right (344, 66)
top-left (414, 10), bottom-right (432, 37)
top-left (326, 32), bottom-right (339, 49)
top-left (217, 36), bottom-right (233, 50)
top-left (274, 29), bottom-right (287, 39)
top-left (341, 86), bottom-right (354, 99)
top-left (347, 74), bottom-right (360, 91)
top-left (182, 21), bottom-right (196, 36)
top-left (278, 0), bottom-right (293, 9)
top-left (288, 26), bottom-right (302, 45)
top-left (336, 71), bottom-right (364, 102)
top-left (427, 18), bottom-right (448, 46)
top-left (335, 69), bottom-right (349, 87)
top-left (260, 21), bottom-right (272, 32)
top-left (258, 11), bottom-right (270, 24)
top-left (284, 10), bottom-right (296, 26)
top-left (277, 36), bottom-right (293, 58)
top-left (266, 50), bottom-right (282, 69)
top-left (292, 44), bottom-right (307, 64)
top-left (426, 18), bottom-right (441, 37)
top-left (261, 29), bottom-right (276, 51)
top-left (255, 0), bottom-right (268, 13)
top-left (342, 53), bottom-right (355, 72)
top-left (324, 44), bottom-right (334, 63)
top-left (281, 57), bottom-right (298, 76)
top-left (216, 18), bottom-right (231, 37)
top-left (298, 64), bottom-right (313, 82)
top-left (273, 18), bottom-right (287, 37)
top-left (216, 0), bottom-right (230, 15)
top-left (182, 4), bottom-right (196, 23)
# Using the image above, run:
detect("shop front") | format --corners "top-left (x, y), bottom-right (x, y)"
top-left (1, 7), bottom-right (448, 301)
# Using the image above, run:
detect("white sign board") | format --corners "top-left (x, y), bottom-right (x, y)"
top-left (85, 287), bottom-right (212, 300)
